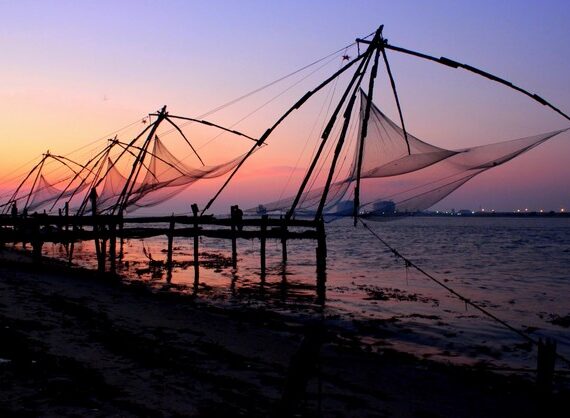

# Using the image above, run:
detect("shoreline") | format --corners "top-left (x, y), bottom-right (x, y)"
top-left (0, 249), bottom-right (568, 417)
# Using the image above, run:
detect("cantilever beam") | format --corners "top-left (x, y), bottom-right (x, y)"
top-left (163, 116), bottom-right (205, 166)
top-left (162, 114), bottom-right (258, 143)
top-left (380, 42), bottom-right (570, 122)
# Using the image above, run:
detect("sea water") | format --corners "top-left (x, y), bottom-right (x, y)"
top-left (41, 216), bottom-right (570, 370)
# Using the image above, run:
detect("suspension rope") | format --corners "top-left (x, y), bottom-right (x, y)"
top-left (358, 218), bottom-right (570, 368)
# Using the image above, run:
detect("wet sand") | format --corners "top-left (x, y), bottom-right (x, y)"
top-left (0, 249), bottom-right (567, 417)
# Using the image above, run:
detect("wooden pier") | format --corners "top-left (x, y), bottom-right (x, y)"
top-left (0, 207), bottom-right (327, 294)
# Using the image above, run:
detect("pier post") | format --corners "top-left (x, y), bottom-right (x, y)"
top-left (537, 338), bottom-right (557, 394)
top-left (166, 216), bottom-right (175, 282)
top-left (64, 202), bottom-right (69, 231)
top-left (109, 222), bottom-right (117, 274)
top-left (90, 188), bottom-right (104, 273)
top-left (260, 214), bottom-right (268, 279)
top-left (31, 218), bottom-right (43, 263)
top-left (316, 218), bottom-right (327, 303)
top-left (230, 205), bottom-right (238, 268)
top-left (191, 204), bottom-right (200, 286)
top-left (118, 211), bottom-right (124, 260)
top-left (281, 217), bottom-right (288, 263)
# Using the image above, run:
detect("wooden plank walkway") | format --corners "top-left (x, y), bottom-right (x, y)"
top-left (0, 209), bottom-right (327, 292)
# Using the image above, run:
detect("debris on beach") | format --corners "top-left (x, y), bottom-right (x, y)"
top-left (358, 285), bottom-right (439, 305)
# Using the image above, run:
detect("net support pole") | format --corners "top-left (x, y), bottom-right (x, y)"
top-left (23, 153), bottom-right (48, 211)
top-left (191, 203), bottom-right (200, 287)
top-left (314, 48), bottom-right (374, 221)
top-left (354, 29), bottom-right (382, 226)
top-left (383, 43), bottom-right (570, 122)
top-left (316, 218), bottom-right (327, 304)
top-left (90, 188), bottom-right (103, 273)
top-left (166, 215), bottom-right (175, 283)
top-left (116, 106), bottom-right (168, 214)
top-left (230, 205), bottom-right (238, 268)
top-left (109, 221), bottom-right (117, 275)
top-left (2, 156), bottom-right (46, 215)
top-left (201, 52), bottom-right (367, 216)
top-left (380, 38), bottom-right (411, 155)
top-left (260, 214), bottom-right (268, 280)
top-left (285, 43), bottom-right (375, 221)
top-left (281, 218), bottom-right (288, 263)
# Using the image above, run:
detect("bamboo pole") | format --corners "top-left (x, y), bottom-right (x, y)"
top-left (109, 222), bottom-right (117, 274)
top-left (90, 188), bottom-right (103, 273)
top-left (354, 30), bottom-right (382, 225)
top-left (260, 214), bottom-right (268, 279)
top-left (191, 204), bottom-right (200, 286)
top-left (281, 218), bottom-right (288, 263)
top-left (201, 52), bottom-right (367, 216)
top-left (316, 218), bottom-right (327, 304)
top-left (166, 216), bottom-right (175, 282)
top-left (382, 43), bottom-right (570, 122)
top-left (285, 46), bottom-right (375, 221)
top-left (231, 206), bottom-right (238, 268)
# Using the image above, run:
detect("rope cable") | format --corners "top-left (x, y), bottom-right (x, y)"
top-left (358, 218), bottom-right (570, 368)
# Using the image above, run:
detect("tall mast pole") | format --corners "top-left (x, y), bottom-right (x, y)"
top-left (201, 53), bottom-right (366, 216)
top-left (285, 43), bottom-right (375, 221)
top-left (380, 35), bottom-right (411, 155)
top-left (314, 29), bottom-right (382, 221)
top-left (353, 27), bottom-right (383, 225)
top-left (115, 105), bottom-right (168, 214)
top-left (24, 152), bottom-right (49, 211)
top-left (2, 155), bottom-right (48, 214)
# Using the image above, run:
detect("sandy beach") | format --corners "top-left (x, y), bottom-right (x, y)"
top-left (0, 249), bottom-right (567, 417)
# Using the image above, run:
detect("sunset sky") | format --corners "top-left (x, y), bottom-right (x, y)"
top-left (1, 0), bottom-right (569, 213)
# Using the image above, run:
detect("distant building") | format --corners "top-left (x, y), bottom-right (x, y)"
top-left (335, 200), bottom-right (354, 216)
top-left (373, 200), bottom-right (396, 214)
top-left (256, 205), bottom-right (267, 215)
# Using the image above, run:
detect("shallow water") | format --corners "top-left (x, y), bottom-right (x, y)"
top-left (39, 216), bottom-right (570, 370)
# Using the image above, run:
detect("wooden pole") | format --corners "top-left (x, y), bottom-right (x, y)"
top-left (118, 212), bottom-right (124, 260)
top-left (231, 205), bottom-right (238, 268)
top-left (260, 214), bottom-right (268, 279)
top-left (382, 43), bottom-right (570, 123)
top-left (202, 52), bottom-right (367, 216)
top-left (100, 235), bottom-right (107, 273)
top-left (90, 188), bottom-right (104, 273)
top-left (314, 49), bottom-right (374, 221)
top-left (281, 218), bottom-right (288, 263)
top-left (537, 338), bottom-right (557, 394)
top-left (31, 218), bottom-right (42, 263)
top-left (116, 106), bottom-right (167, 214)
top-left (316, 218), bottom-right (327, 303)
top-left (285, 46), bottom-right (375, 221)
top-left (191, 204), bottom-right (200, 286)
top-left (355, 30), bottom-right (382, 226)
top-left (58, 208), bottom-right (63, 232)
top-left (109, 222), bottom-right (117, 275)
top-left (64, 202), bottom-right (69, 231)
top-left (166, 216), bottom-right (175, 283)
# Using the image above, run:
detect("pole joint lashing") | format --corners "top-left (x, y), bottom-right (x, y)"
top-left (257, 129), bottom-right (272, 146)
top-left (294, 91), bottom-right (313, 109)
top-left (439, 56), bottom-right (460, 68)
top-left (532, 94), bottom-right (548, 106)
